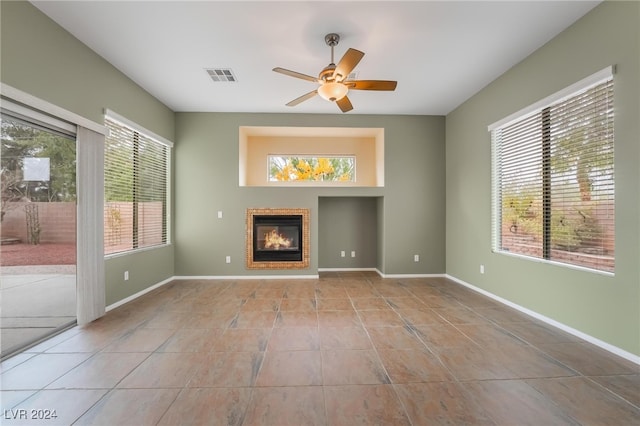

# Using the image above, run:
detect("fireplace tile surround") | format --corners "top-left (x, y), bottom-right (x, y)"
top-left (246, 208), bottom-right (310, 269)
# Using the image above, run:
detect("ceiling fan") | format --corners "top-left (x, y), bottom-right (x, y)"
top-left (273, 33), bottom-right (397, 113)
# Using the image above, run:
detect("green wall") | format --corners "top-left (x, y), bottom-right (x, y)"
top-left (174, 113), bottom-right (445, 277)
top-left (1, 1), bottom-right (176, 306)
top-left (445, 1), bottom-right (640, 356)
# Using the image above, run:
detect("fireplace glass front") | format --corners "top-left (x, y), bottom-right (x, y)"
top-left (253, 215), bottom-right (303, 262)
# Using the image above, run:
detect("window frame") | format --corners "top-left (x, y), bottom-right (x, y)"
top-left (489, 67), bottom-right (615, 275)
top-left (267, 154), bottom-right (356, 183)
top-left (104, 110), bottom-right (173, 257)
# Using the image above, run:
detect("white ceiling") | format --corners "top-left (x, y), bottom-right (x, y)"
top-left (31, 1), bottom-right (600, 115)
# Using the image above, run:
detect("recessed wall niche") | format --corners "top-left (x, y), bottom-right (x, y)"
top-left (238, 126), bottom-right (384, 187)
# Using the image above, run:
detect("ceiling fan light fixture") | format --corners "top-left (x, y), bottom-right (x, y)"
top-left (317, 82), bottom-right (348, 102)
top-left (273, 33), bottom-right (396, 112)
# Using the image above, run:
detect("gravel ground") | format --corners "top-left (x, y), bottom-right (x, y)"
top-left (0, 243), bottom-right (76, 267)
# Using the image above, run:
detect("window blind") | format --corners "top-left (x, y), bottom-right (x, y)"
top-left (491, 74), bottom-right (614, 273)
top-left (104, 116), bottom-right (170, 255)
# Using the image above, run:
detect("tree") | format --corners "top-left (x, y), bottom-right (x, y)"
top-left (104, 138), bottom-right (133, 202)
top-left (550, 90), bottom-right (614, 202)
top-left (269, 156), bottom-right (354, 182)
top-left (0, 168), bottom-right (25, 222)
top-left (1, 118), bottom-right (76, 209)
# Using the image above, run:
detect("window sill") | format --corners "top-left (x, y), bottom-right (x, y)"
top-left (493, 249), bottom-right (615, 277)
top-left (105, 243), bottom-right (172, 260)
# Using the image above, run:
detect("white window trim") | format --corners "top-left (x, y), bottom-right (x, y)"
top-left (104, 109), bottom-right (174, 148)
top-left (1, 83), bottom-right (107, 135)
top-left (489, 66), bottom-right (615, 275)
top-left (1, 98), bottom-right (76, 136)
top-left (103, 112), bottom-right (173, 255)
top-left (488, 66), bottom-right (615, 132)
top-left (1, 84), bottom-right (107, 324)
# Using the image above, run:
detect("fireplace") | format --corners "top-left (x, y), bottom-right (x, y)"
top-left (246, 208), bottom-right (309, 269)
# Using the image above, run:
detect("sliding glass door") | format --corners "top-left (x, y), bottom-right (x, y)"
top-left (0, 114), bottom-right (77, 358)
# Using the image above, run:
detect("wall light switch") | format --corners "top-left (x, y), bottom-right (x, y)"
top-left (124, 271), bottom-right (129, 281)
top-left (480, 264), bottom-right (485, 274)
top-left (340, 251), bottom-right (345, 257)
top-left (414, 254), bottom-right (420, 262)
top-left (225, 256), bottom-right (231, 264)
top-left (351, 251), bottom-right (356, 258)
top-left (217, 211), bottom-right (223, 219)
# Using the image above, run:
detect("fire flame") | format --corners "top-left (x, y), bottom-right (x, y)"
top-left (263, 229), bottom-right (292, 250)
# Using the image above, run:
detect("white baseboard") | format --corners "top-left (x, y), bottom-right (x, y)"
top-left (106, 270), bottom-right (437, 312)
top-left (445, 274), bottom-right (640, 366)
top-left (378, 272), bottom-right (446, 279)
top-left (318, 268), bottom-right (377, 272)
top-left (172, 275), bottom-right (319, 280)
top-left (106, 276), bottom-right (174, 312)
top-left (106, 274), bottom-right (319, 312)
top-left (175, 270), bottom-right (441, 279)
top-left (106, 271), bottom-right (639, 365)
top-left (317, 268), bottom-right (446, 279)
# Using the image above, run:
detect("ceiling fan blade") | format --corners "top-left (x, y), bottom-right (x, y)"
top-left (273, 67), bottom-right (318, 83)
top-left (332, 48), bottom-right (364, 81)
top-left (346, 80), bottom-right (398, 91)
top-left (286, 90), bottom-right (318, 107)
top-left (336, 95), bottom-right (353, 113)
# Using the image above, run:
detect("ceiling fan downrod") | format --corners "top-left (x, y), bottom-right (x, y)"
top-left (324, 33), bottom-right (340, 65)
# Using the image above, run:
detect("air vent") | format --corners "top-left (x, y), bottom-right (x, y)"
top-left (205, 68), bottom-right (237, 82)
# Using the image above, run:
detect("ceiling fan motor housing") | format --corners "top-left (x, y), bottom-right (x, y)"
top-left (319, 65), bottom-right (337, 82)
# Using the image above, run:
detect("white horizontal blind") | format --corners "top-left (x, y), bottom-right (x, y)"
top-left (492, 75), bottom-right (614, 273)
top-left (104, 116), bottom-right (169, 255)
top-left (492, 112), bottom-right (544, 256)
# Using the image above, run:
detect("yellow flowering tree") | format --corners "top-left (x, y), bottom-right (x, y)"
top-left (269, 156), bottom-right (354, 182)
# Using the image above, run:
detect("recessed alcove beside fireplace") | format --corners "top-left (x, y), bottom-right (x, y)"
top-left (246, 208), bottom-right (309, 269)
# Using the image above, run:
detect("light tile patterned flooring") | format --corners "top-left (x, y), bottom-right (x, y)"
top-left (1, 272), bottom-right (638, 425)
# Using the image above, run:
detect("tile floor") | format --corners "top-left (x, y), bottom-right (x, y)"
top-left (1, 272), bottom-right (638, 425)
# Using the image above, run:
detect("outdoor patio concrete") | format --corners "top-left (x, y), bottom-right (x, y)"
top-left (0, 265), bottom-right (76, 357)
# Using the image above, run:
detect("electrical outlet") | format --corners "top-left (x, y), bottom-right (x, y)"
top-left (124, 271), bottom-right (129, 281)
top-left (225, 256), bottom-right (231, 264)
top-left (340, 251), bottom-right (345, 257)
top-left (351, 251), bottom-right (356, 258)
top-left (414, 254), bottom-right (419, 262)
top-left (480, 264), bottom-right (485, 274)
top-left (217, 211), bottom-right (223, 219)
